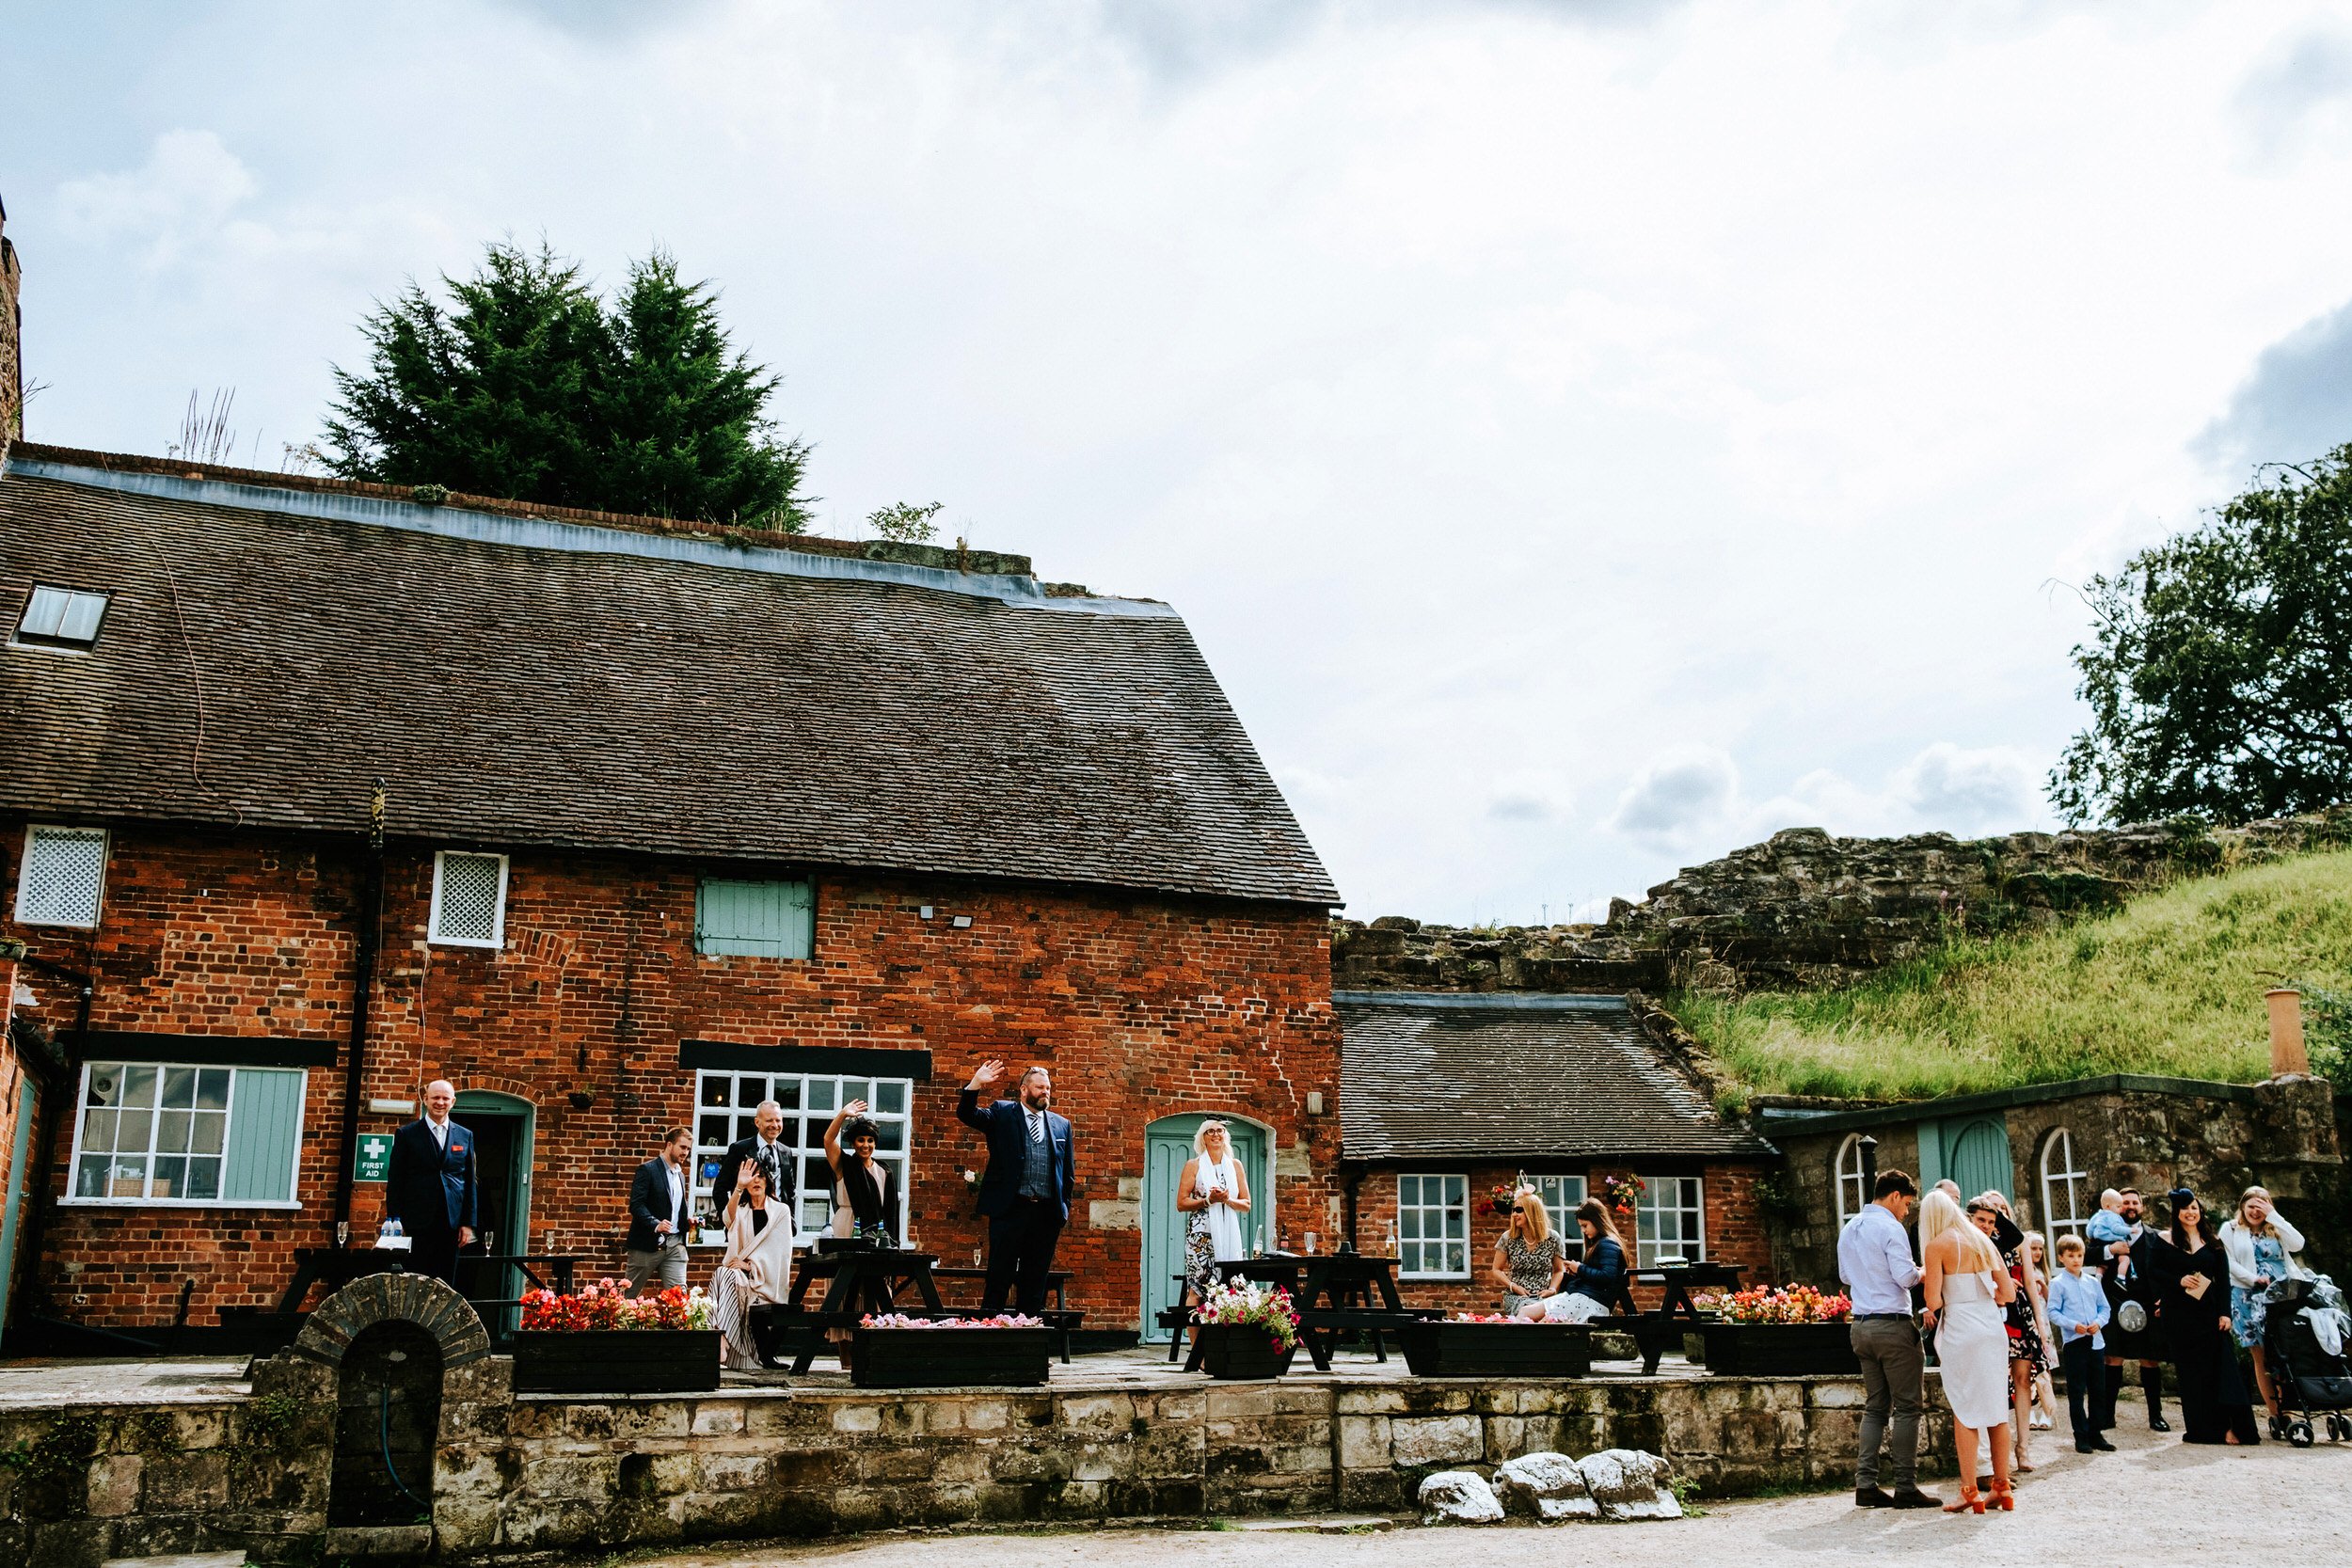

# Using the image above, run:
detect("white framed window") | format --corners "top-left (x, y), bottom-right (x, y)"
top-left (696, 879), bottom-right (815, 959)
top-left (1396, 1173), bottom-right (1470, 1279)
top-left (1835, 1135), bottom-right (1868, 1227)
top-left (428, 851), bottom-right (508, 948)
top-left (15, 824), bottom-right (109, 927)
top-left (1518, 1173), bottom-right (1588, 1251)
top-left (15, 585), bottom-right (110, 648)
top-left (2040, 1129), bottom-right (2089, 1243)
top-left (66, 1061), bottom-right (307, 1208)
top-left (691, 1069), bottom-right (912, 1243)
top-left (1635, 1175), bottom-right (1706, 1266)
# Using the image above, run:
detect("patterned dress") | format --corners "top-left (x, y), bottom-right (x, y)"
top-left (1500, 1230), bottom-right (1565, 1309)
top-left (2232, 1234), bottom-right (2289, 1349)
top-left (2003, 1241), bottom-right (2048, 1371)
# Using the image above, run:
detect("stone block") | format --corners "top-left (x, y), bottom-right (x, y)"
top-left (691, 1401), bottom-right (747, 1436)
top-left (617, 1400), bottom-right (696, 1438)
top-left (523, 1453), bottom-right (620, 1500)
top-left (832, 1403), bottom-right (882, 1434)
top-left (1206, 1386), bottom-right (1279, 1419)
top-left (142, 1449), bottom-right (229, 1510)
top-left (1336, 1414), bottom-right (1392, 1469)
top-left (695, 1451), bottom-right (772, 1491)
top-left (930, 1448), bottom-right (993, 1485)
top-left (1391, 1414), bottom-right (1482, 1466)
top-left (162, 1406), bottom-right (228, 1450)
top-left (1418, 1470), bottom-right (1504, 1524)
top-left (1270, 1385), bottom-right (1330, 1415)
top-left (862, 1448), bottom-right (940, 1482)
top-left (563, 1402), bottom-right (619, 1440)
top-left (85, 1454), bottom-right (141, 1517)
top-left (1495, 1450), bottom-right (1599, 1521)
top-left (1056, 1393), bottom-right (1136, 1433)
top-left (961, 1399), bottom-right (1010, 1433)
top-left (1143, 1391), bottom-right (1206, 1424)
top-left (1483, 1416), bottom-right (1528, 1461)
top-left (500, 1496), bottom-right (608, 1549)
top-left (1577, 1449), bottom-right (1681, 1521)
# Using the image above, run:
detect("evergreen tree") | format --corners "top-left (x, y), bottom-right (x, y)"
top-left (323, 241), bottom-right (812, 530)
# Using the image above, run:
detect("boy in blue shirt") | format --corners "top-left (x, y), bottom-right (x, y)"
top-left (2048, 1233), bottom-right (2116, 1453)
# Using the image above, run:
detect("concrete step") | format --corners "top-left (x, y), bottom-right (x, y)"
top-left (101, 1554), bottom-right (249, 1568)
top-left (1225, 1515), bottom-right (1395, 1534)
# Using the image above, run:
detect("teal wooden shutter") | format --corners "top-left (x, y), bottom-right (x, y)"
top-left (696, 879), bottom-right (815, 958)
top-left (223, 1069), bottom-right (306, 1203)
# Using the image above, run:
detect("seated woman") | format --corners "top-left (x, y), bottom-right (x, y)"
top-left (709, 1163), bottom-right (795, 1371)
top-left (1541, 1199), bottom-right (1629, 1323)
top-left (824, 1099), bottom-right (901, 1243)
top-left (1488, 1187), bottom-right (1566, 1319)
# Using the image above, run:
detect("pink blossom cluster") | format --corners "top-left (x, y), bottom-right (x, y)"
top-left (858, 1313), bottom-right (1045, 1329)
top-left (1714, 1283), bottom-right (1851, 1324)
top-left (1191, 1280), bottom-right (1303, 1352)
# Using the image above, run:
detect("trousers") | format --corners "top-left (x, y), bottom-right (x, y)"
top-left (1851, 1316), bottom-right (1925, 1488)
top-left (983, 1200), bottom-right (1064, 1314)
top-left (2060, 1336), bottom-right (2102, 1443)
top-left (627, 1242), bottom-right (689, 1296)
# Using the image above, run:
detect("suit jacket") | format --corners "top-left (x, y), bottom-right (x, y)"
top-left (628, 1155), bottom-right (691, 1254)
top-left (708, 1133), bottom-right (798, 1220)
top-left (386, 1117), bottom-right (477, 1237)
top-left (956, 1089), bottom-right (1073, 1221)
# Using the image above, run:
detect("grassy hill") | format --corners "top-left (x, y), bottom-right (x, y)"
top-left (1673, 847), bottom-right (2352, 1104)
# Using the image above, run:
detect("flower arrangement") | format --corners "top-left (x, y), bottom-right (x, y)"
top-left (1190, 1279), bottom-right (1303, 1352)
top-left (1453, 1311), bottom-right (1537, 1323)
top-left (860, 1313), bottom-right (1044, 1329)
top-left (519, 1280), bottom-right (714, 1333)
top-left (1487, 1183), bottom-right (1519, 1216)
top-left (1597, 1174), bottom-right (1645, 1212)
top-left (1714, 1283), bottom-right (1851, 1325)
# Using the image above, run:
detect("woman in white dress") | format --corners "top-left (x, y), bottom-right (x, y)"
top-left (1176, 1120), bottom-right (1251, 1290)
top-left (1920, 1187), bottom-right (2017, 1513)
top-left (709, 1163), bottom-right (795, 1371)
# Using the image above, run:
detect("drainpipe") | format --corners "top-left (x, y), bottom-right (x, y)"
top-left (331, 780), bottom-right (387, 1244)
top-left (13, 949), bottom-right (93, 1318)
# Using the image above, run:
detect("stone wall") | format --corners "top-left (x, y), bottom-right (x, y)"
top-left (1767, 1075), bottom-right (2346, 1286)
top-left (5, 1358), bottom-right (1955, 1563)
top-left (1334, 807), bottom-right (2352, 996)
top-left (3, 822), bottom-right (1341, 1337)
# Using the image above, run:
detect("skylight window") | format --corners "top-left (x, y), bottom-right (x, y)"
top-left (17, 586), bottom-right (110, 648)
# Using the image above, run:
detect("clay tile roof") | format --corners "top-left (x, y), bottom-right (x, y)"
top-left (0, 447), bottom-right (1340, 906)
top-left (1337, 991), bottom-right (1777, 1162)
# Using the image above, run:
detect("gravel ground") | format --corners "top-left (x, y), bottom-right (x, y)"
top-left (623, 1420), bottom-right (2352, 1568)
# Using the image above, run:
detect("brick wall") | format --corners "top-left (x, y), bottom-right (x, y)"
top-left (0, 821), bottom-right (1341, 1333)
top-left (1345, 1161), bottom-right (1775, 1316)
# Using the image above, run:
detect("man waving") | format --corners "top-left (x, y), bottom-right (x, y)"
top-left (957, 1059), bottom-right (1073, 1313)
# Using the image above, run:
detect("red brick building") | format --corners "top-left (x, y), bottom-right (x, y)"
top-left (1336, 991), bottom-right (1777, 1314)
top-left (0, 442), bottom-right (1344, 1343)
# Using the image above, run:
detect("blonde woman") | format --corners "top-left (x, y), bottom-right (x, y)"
top-left (2221, 1185), bottom-right (2310, 1426)
top-left (2023, 1231), bottom-right (2058, 1431)
top-left (1921, 1189), bottom-right (2016, 1513)
top-left (1176, 1120), bottom-right (1251, 1289)
top-left (1487, 1188), bottom-right (1566, 1318)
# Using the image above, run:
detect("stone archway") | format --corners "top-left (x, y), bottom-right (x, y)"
top-left (294, 1271), bottom-right (492, 1370)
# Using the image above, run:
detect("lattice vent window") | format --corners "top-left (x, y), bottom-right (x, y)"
top-left (15, 825), bottom-right (109, 927)
top-left (428, 851), bottom-right (508, 947)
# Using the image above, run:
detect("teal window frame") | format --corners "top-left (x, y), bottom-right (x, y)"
top-left (695, 878), bottom-right (817, 960)
top-left (62, 1061), bottom-right (307, 1209)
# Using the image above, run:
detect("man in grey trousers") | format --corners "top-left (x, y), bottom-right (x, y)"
top-left (1836, 1167), bottom-right (1942, 1509)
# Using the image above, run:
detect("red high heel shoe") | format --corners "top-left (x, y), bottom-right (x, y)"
top-left (1989, 1481), bottom-right (2016, 1512)
top-left (1943, 1482), bottom-right (1984, 1514)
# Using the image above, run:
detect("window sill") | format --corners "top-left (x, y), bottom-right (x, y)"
top-left (59, 1197), bottom-right (305, 1212)
top-left (426, 936), bottom-right (503, 951)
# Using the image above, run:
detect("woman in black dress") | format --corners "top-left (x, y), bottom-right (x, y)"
top-left (2140, 1188), bottom-right (2260, 1446)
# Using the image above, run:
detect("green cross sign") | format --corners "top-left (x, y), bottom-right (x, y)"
top-left (354, 1132), bottom-right (394, 1183)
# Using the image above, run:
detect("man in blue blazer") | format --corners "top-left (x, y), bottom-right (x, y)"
top-left (385, 1079), bottom-right (477, 1285)
top-left (626, 1127), bottom-right (695, 1296)
top-left (957, 1058), bottom-right (1073, 1313)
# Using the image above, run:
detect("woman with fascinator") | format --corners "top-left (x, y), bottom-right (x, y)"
top-left (2139, 1187), bottom-right (2261, 1445)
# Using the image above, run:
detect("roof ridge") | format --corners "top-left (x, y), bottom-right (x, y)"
top-left (6, 440), bottom-right (1040, 579)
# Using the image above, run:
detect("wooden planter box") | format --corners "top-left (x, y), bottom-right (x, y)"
top-left (849, 1327), bottom-right (1055, 1388)
top-left (1700, 1322), bottom-right (1858, 1377)
top-left (512, 1330), bottom-right (721, 1394)
top-left (1192, 1323), bottom-right (1298, 1380)
top-left (1395, 1320), bottom-right (1594, 1379)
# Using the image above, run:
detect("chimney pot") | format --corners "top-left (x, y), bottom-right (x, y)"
top-left (2266, 988), bottom-right (2310, 1079)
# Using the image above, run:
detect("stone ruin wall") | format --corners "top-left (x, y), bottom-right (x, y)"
top-left (1333, 806), bottom-right (2352, 998)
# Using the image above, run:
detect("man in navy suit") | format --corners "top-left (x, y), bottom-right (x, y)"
top-left (957, 1058), bottom-right (1073, 1313)
top-left (385, 1079), bottom-right (477, 1285)
top-left (626, 1127), bottom-right (695, 1296)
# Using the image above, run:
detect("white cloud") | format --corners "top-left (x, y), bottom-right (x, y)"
top-left (56, 129), bottom-right (257, 268)
top-left (1486, 770), bottom-right (1573, 824)
top-left (1606, 749), bottom-right (1740, 847)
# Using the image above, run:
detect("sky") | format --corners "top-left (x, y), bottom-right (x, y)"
top-left (8, 1), bottom-right (2352, 923)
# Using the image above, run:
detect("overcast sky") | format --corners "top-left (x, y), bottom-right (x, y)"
top-left (9, 2), bottom-right (2352, 922)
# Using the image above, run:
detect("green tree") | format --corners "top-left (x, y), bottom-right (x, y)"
top-left (322, 241), bottom-right (813, 530)
top-left (2051, 444), bottom-right (2352, 824)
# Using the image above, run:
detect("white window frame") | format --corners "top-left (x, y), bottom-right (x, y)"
top-left (2040, 1128), bottom-right (2089, 1243)
top-left (691, 1068), bottom-right (914, 1245)
top-left (1835, 1134), bottom-right (1868, 1227)
top-left (14, 824), bottom-right (109, 928)
top-left (427, 850), bottom-right (509, 949)
top-left (14, 584), bottom-right (111, 648)
top-left (1396, 1172), bottom-right (1470, 1280)
top-left (1518, 1172), bottom-right (1588, 1254)
top-left (62, 1061), bottom-right (307, 1210)
top-left (1635, 1175), bottom-right (1707, 1267)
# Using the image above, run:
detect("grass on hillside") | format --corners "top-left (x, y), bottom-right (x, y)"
top-left (1673, 847), bottom-right (2352, 1104)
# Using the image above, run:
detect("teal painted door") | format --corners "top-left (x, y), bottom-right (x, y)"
top-left (0, 1076), bottom-right (38, 1352)
top-left (1940, 1116), bottom-right (2014, 1206)
top-left (1141, 1115), bottom-right (1270, 1338)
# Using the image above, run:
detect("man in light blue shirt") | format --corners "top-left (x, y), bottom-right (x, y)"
top-left (1836, 1167), bottom-right (1940, 1509)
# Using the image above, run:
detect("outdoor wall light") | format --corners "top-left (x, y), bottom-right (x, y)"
top-left (368, 1098), bottom-right (416, 1116)
top-left (952, 915), bottom-right (973, 928)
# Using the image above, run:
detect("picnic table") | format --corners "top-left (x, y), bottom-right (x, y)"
top-left (1175, 1252), bottom-right (1436, 1371)
top-left (1611, 1260), bottom-right (1745, 1372)
top-left (771, 1243), bottom-right (948, 1374)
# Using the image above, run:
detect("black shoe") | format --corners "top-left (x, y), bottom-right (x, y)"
top-left (1855, 1487), bottom-right (1895, 1508)
top-left (2090, 1436), bottom-right (2117, 1451)
top-left (2149, 1416), bottom-right (2171, 1433)
top-left (1888, 1486), bottom-right (1944, 1510)
top-left (2075, 1441), bottom-right (2097, 1454)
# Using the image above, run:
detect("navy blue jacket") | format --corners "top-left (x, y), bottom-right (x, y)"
top-left (956, 1088), bottom-right (1073, 1222)
top-left (628, 1155), bottom-right (691, 1253)
top-left (386, 1117), bottom-right (478, 1237)
top-left (1564, 1234), bottom-right (1629, 1305)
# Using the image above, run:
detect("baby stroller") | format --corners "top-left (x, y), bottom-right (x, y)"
top-left (2261, 1276), bottom-right (2352, 1447)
